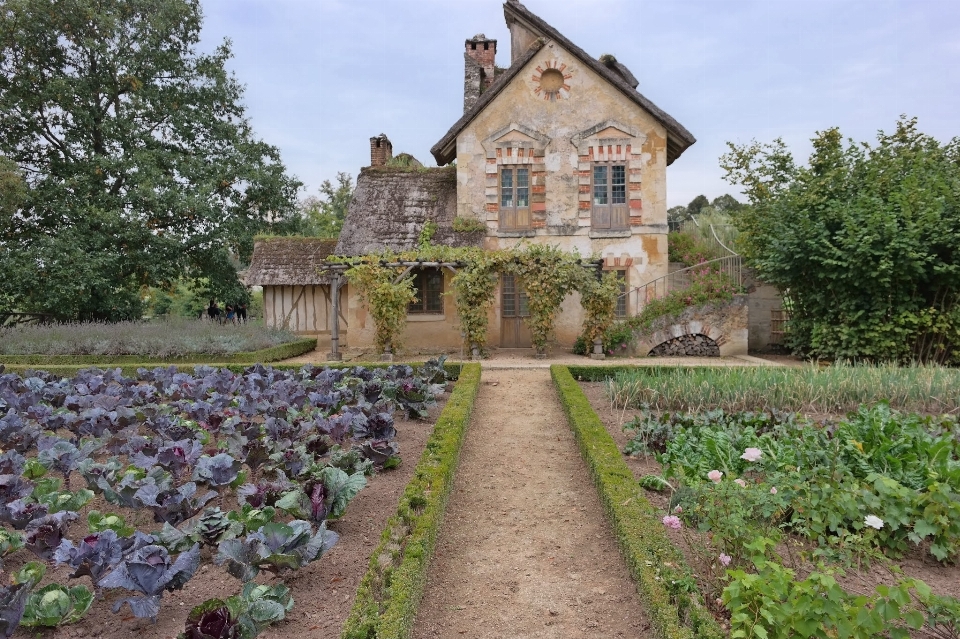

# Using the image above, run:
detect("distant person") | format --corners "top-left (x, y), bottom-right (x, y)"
top-left (207, 299), bottom-right (221, 322)
top-left (237, 302), bottom-right (248, 324)
top-left (225, 304), bottom-right (236, 324)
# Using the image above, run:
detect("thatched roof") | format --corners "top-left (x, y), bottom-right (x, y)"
top-left (244, 237), bottom-right (338, 286)
top-left (431, 0), bottom-right (696, 166)
top-left (335, 166), bottom-right (484, 256)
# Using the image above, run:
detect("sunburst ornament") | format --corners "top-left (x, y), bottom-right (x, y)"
top-left (532, 60), bottom-right (572, 101)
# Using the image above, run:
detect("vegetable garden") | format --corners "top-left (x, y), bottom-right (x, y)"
top-left (568, 365), bottom-right (960, 639)
top-left (0, 359), bottom-right (453, 638)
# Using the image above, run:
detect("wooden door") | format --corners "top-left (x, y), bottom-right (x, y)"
top-left (500, 273), bottom-right (531, 348)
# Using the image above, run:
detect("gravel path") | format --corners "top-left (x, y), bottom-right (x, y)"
top-left (412, 369), bottom-right (652, 639)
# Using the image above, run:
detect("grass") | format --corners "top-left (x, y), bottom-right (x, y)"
top-left (551, 365), bottom-right (725, 639)
top-left (341, 363), bottom-right (481, 639)
top-left (0, 318), bottom-right (298, 359)
top-left (602, 362), bottom-right (960, 414)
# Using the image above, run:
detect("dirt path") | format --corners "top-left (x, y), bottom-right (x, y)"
top-left (412, 369), bottom-right (652, 639)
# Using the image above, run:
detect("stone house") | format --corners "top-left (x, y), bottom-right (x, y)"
top-left (249, 0), bottom-right (699, 354)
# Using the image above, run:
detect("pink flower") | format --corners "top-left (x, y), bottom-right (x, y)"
top-left (718, 553), bottom-right (732, 566)
top-left (770, 487), bottom-right (778, 495)
top-left (662, 515), bottom-right (682, 530)
top-left (740, 448), bottom-right (763, 462)
top-left (734, 478), bottom-right (747, 487)
top-left (673, 505), bottom-right (682, 514)
top-left (707, 470), bottom-right (723, 483)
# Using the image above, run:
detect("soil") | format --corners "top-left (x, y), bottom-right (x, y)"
top-left (412, 369), bottom-right (653, 639)
top-left (578, 382), bottom-right (960, 605)
top-left (9, 400), bottom-right (446, 639)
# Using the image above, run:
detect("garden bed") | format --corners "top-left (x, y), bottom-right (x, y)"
top-left (0, 319), bottom-right (310, 363)
top-left (1, 361), bottom-right (459, 638)
top-left (578, 372), bottom-right (960, 636)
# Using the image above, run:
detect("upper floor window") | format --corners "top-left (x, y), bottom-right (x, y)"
top-left (500, 167), bottom-right (531, 230)
top-left (408, 268), bottom-right (443, 314)
top-left (592, 163), bottom-right (628, 230)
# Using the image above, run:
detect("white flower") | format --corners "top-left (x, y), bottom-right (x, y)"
top-left (673, 505), bottom-right (683, 514)
top-left (740, 447), bottom-right (763, 462)
top-left (707, 470), bottom-right (723, 483)
top-left (770, 487), bottom-right (778, 495)
top-left (734, 478), bottom-right (747, 487)
top-left (864, 515), bottom-right (884, 530)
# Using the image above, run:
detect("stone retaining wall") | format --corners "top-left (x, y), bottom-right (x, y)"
top-left (631, 294), bottom-right (748, 357)
top-left (648, 333), bottom-right (720, 357)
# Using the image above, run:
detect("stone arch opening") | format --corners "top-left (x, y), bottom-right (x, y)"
top-left (648, 333), bottom-right (720, 357)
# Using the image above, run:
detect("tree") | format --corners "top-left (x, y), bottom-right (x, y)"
top-left (722, 117), bottom-right (960, 362)
top-left (710, 194), bottom-right (744, 213)
top-left (686, 194), bottom-right (709, 218)
top-left (0, 0), bottom-right (302, 320)
top-left (299, 173), bottom-right (353, 239)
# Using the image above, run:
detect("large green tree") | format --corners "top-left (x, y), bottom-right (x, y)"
top-left (299, 172), bottom-right (353, 239)
top-left (0, 0), bottom-right (302, 320)
top-left (722, 117), bottom-right (960, 362)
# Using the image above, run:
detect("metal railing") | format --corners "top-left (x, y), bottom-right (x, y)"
top-left (619, 254), bottom-right (743, 315)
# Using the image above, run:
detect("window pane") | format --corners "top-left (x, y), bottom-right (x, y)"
top-left (612, 165), bottom-right (626, 204)
top-left (500, 169), bottom-right (513, 208)
top-left (502, 274), bottom-right (516, 317)
top-left (615, 270), bottom-right (627, 318)
top-left (425, 270), bottom-right (443, 313)
top-left (516, 168), bottom-right (529, 207)
top-left (407, 271), bottom-right (424, 313)
top-left (593, 165), bottom-right (607, 205)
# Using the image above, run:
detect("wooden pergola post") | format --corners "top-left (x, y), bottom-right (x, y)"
top-left (327, 272), bottom-right (344, 361)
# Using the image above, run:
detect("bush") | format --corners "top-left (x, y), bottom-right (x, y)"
top-left (723, 117), bottom-right (960, 363)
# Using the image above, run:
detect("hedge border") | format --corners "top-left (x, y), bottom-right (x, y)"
top-left (566, 364), bottom-right (733, 382)
top-left (340, 363), bottom-right (481, 639)
top-left (0, 337), bottom-right (318, 366)
top-left (551, 365), bottom-right (726, 639)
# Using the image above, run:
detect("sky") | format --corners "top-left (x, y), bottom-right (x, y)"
top-left (199, 0), bottom-right (960, 208)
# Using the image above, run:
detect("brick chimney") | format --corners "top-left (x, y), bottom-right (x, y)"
top-left (370, 134), bottom-right (392, 167)
top-left (463, 34), bottom-right (497, 113)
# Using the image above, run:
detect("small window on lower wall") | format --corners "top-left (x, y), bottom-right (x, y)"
top-left (408, 268), bottom-right (444, 314)
top-left (614, 270), bottom-right (628, 318)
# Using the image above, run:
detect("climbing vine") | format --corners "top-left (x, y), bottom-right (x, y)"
top-left (578, 271), bottom-right (621, 349)
top-left (344, 257), bottom-right (417, 353)
top-left (331, 241), bottom-right (616, 356)
top-left (510, 244), bottom-right (592, 354)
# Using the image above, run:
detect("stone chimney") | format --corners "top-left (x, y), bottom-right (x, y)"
top-left (463, 34), bottom-right (497, 113)
top-left (370, 134), bottom-right (392, 167)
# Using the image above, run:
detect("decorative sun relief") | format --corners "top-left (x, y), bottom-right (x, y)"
top-left (532, 61), bottom-right (572, 101)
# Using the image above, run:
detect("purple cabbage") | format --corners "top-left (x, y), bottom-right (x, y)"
top-left (98, 543), bottom-right (201, 621)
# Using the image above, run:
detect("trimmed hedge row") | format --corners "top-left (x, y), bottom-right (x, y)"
top-left (0, 337), bottom-right (318, 366)
top-left (341, 363), bottom-right (481, 639)
top-left (566, 364), bottom-right (732, 382)
top-left (551, 365), bottom-right (725, 639)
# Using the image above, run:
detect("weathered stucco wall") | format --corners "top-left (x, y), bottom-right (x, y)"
top-left (344, 271), bottom-right (464, 352)
top-left (452, 40), bottom-right (670, 349)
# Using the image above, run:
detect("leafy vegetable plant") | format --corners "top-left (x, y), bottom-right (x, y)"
top-left (20, 583), bottom-right (94, 628)
top-left (98, 543), bottom-right (201, 620)
top-left (215, 520), bottom-right (338, 582)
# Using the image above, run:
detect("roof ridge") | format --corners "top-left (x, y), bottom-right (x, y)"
top-left (431, 1), bottom-right (695, 166)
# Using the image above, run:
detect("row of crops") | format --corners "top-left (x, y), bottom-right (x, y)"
top-left (0, 359), bottom-right (450, 638)
top-left (624, 402), bottom-right (960, 636)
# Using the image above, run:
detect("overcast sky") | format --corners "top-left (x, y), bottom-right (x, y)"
top-left (199, 0), bottom-right (960, 208)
